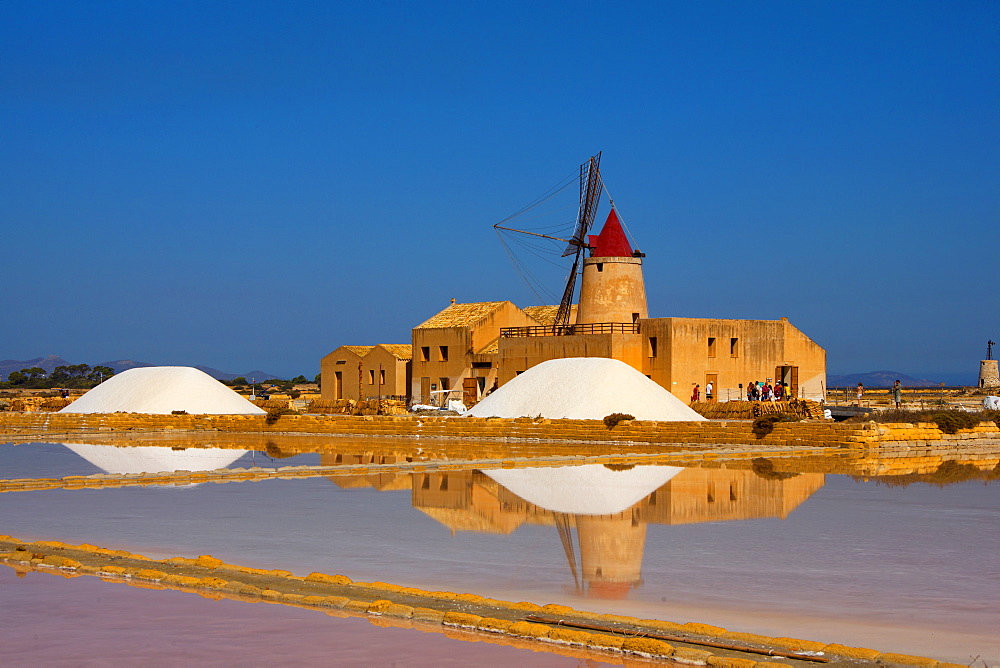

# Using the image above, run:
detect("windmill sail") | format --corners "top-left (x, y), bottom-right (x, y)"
top-left (554, 153), bottom-right (604, 327)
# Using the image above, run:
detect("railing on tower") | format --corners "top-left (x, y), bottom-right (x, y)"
top-left (501, 322), bottom-right (639, 338)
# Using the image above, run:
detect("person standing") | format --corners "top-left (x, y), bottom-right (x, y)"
top-left (706, 381), bottom-right (714, 401)
top-left (891, 380), bottom-right (902, 409)
top-left (856, 382), bottom-right (864, 407)
top-left (773, 382), bottom-right (784, 401)
top-left (691, 384), bottom-right (700, 403)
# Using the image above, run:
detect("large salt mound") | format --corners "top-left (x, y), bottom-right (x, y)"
top-left (466, 357), bottom-right (706, 421)
top-left (483, 464), bottom-right (684, 515)
top-left (59, 366), bottom-right (266, 415)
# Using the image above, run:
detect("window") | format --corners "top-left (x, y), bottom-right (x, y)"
top-left (439, 377), bottom-right (450, 391)
top-left (472, 362), bottom-right (491, 368)
top-left (596, 263), bottom-right (604, 272)
top-left (379, 370), bottom-right (385, 384)
top-left (335, 360), bottom-right (345, 365)
top-left (730, 338), bottom-right (739, 358)
top-left (420, 346), bottom-right (430, 362)
top-left (648, 336), bottom-right (658, 358)
top-left (438, 345), bottom-right (449, 362)
top-left (368, 370), bottom-right (375, 384)
top-left (708, 337), bottom-right (717, 357)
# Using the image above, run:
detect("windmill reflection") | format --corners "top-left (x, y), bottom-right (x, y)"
top-left (321, 455), bottom-right (824, 600)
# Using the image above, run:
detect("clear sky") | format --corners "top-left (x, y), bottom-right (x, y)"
top-left (2, 1), bottom-right (997, 383)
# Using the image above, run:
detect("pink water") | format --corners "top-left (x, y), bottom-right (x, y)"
top-left (1, 441), bottom-right (997, 663)
top-left (0, 568), bottom-right (612, 666)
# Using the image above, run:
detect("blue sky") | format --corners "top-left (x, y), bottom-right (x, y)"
top-left (2, 1), bottom-right (997, 383)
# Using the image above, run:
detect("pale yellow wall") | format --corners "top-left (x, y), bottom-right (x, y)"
top-left (639, 317), bottom-right (826, 401)
top-left (498, 332), bottom-right (645, 384)
top-left (320, 347), bottom-right (366, 401)
top-left (781, 319), bottom-right (828, 401)
top-left (411, 327), bottom-right (471, 403)
top-left (362, 346), bottom-right (411, 399)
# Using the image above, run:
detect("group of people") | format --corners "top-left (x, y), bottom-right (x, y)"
top-left (745, 380), bottom-right (789, 401)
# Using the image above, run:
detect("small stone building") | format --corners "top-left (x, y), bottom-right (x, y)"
top-left (410, 300), bottom-right (540, 405)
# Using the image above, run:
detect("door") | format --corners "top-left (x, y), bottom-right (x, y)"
top-left (334, 371), bottom-right (343, 400)
top-left (775, 366), bottom-right (799, 399)
top-left (463, 377), bottom-right (479, 406)
top-left (705, 373), bottom-right (718, 402)
top-left (420, 377), bottom-right (430, 404)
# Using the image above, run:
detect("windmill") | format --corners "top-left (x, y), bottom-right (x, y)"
top-left (493, 152), bottom-right (605, 328)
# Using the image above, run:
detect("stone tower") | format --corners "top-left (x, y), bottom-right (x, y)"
top-left (576, 209), bottom-right (648, 325)
top-left (576, 513), bottom-right (647, 599)
top-left (979, 361), bottom-right (999, 388)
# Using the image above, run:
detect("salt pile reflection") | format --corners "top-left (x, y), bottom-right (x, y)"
top-left (62, 442), bottom-right (247, 476)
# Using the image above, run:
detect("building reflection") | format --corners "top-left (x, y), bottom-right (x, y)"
top-left (320, 454), bottom-right (824, 599)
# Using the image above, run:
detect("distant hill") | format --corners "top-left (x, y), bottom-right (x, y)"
top-left (1, 356), bottom-right (279, 382)
top-left (0, 355), bottom-right (70, 379)
top-left (827, 371), bottom-right (940, 388)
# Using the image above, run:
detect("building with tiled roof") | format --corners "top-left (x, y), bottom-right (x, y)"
top-left (410, 299), bottom-right (540, 404)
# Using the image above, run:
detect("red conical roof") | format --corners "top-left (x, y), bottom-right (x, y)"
top-left (587, 209), bottom-right (633, 258)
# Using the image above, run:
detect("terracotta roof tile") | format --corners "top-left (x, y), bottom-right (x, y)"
top-left (342, 345), bottom-right (375, 357)
top-left (378, 344), bottom-right (413, 360)
top-left (522, 305), bottom-right (561, 325)
top-left (477, 338), bottom-right (500, 355)
top-left (415, 301), bottom-right (509, 329)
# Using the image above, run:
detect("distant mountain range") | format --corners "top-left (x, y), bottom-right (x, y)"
top-left (0, 356), bottom-right (279, 382)
top-left (826, 371), bottom-right (940, 388)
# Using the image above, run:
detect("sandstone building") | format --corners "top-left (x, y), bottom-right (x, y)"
top-left (321, 209), bottom-right (826, 404)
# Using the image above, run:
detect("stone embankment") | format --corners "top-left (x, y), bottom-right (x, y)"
top-left (0, 535), bottom-right (963, 667)
top-left (1, 412), bottom-right (998, 448)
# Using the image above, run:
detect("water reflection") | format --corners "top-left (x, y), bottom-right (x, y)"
top-left (321, 455), bottom-right (824, 599)
top-left (62, 443), bottom-right (248, 476)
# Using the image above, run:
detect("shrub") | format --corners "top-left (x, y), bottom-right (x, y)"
top-left (928, 411), bottom-right (978, 434)
top-left (848, 409), bottom-right (991, 433)
top-left (751, 413), bottom-right (800, 436)
top-left (603, 413), bottom-right (635, 429)
top-left (265, 406), bottom-right (299, 424)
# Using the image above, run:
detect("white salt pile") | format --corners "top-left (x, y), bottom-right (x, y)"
top-left (466, 357), bottom-right (706, 421)
top-left (63, 443), bottom-right (248, 475)
top-left (482, 464), bottom-right (684, 515)
top-left (59, 366), bottom-right (266, 415)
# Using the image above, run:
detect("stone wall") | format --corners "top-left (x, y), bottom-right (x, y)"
top-left (1, 412), bottom-right (998, 448)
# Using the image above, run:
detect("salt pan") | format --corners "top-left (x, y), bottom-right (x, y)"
top-left (466, 357), bottom-right (706, 421)
top-left (59, 366), bottom-right (266, 415)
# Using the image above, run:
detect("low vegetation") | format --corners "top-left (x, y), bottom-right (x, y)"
top-left (603, 413), bottom-right (635, 429)
top-left (751, 413), bottom-right (801, 436)
top-left (845, 409), bottom-right (1000, 434)
top-left (1, 364), bottom-right (115, 389)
